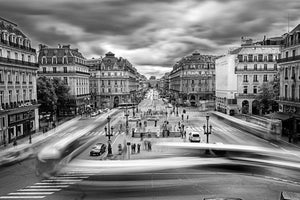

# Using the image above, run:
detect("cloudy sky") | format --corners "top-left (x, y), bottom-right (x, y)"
top-left (1, 0), bottom-right (299, 78)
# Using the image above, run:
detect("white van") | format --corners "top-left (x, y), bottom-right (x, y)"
top-left (189, 132), bottom-right (201, 143)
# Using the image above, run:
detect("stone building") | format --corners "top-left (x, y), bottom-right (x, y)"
top-left (169, 51), bottom-right (217, 108)
top-left (235, 39), bottom-right (281, 114)
top-left (97, 52), bottom-right (139, 108)
top-left (0, 17), bottom-right (39, 145)
top-left (277, 24), bottom-right (300, 138)
top-left (38, 44), bottom-right (90, 115)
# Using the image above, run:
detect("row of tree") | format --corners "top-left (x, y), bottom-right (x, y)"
top-left (37, 76), bottom-right (75, 119)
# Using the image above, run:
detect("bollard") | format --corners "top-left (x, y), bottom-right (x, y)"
top-left (127, 142), bottom-right (131, 160)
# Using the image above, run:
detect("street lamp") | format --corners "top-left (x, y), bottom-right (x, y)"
top-left (27, 110), bottom-right (32, 144)
top-left (203, 114), bottom-right (212, 144)
top-left (125, 108), bottom-right (129, 135)
top-left (105, 115), bottom-right (113, 156)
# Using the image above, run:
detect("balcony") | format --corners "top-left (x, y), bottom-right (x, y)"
top-left (277, 55), bottom-right (300, 63)
top-left (0, 39), bottom-right (36, 53)
top-left (236, 93), bottom-right (257, 99)
top-left (0, 57), bottom-right (39, 67)
top-left (235, 67), bottom-right (277, 72)
top-left (278, 97), bottom-right (300, 103)
top-left (0, 99), bottom-right (38, 111)
top-left (38, 70), bottom-right (90, 75)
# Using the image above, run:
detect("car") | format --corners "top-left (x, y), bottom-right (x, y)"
top-left (91, 112), bottom-right (97, 117)
top-left (97, 109), bottom-right (103, 114)
top-left (89, 143), bottom-right (106, 156)
top-left (103, 108), bottom-right (109, 112)
top-left (189, 132), bottom-right (201, 142)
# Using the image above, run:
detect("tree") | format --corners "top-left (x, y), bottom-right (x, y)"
top-left (256, 76), bottom-right (279, 114)
top-left (52, 78), bottom-right (75, 116)
top-left (37, 76), bottom-right (57, 115)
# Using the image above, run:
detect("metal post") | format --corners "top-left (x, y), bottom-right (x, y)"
top-left (106, 115), bottom-right (113, 156)
top-left (28, 111), bottom-right (32, 144)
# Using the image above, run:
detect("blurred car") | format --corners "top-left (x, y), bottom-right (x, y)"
top-left (91, 112), bottom-right (97, 117)
top-left (103, 108), bottom-right (109, 113)
top-left (97, 109), bottom-right (103, 114)
top-left (189, 132), bottom-right (201, 142)
top-left (90, 143), bottom-right (106, 156)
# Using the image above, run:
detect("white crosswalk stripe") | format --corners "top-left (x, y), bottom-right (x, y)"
top-left (0, 174), bottom-right (90, 199)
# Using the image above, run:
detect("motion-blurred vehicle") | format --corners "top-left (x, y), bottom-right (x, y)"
top-left (97, 109), bottom-right (103, 114)
top-left (90, 143), bottom-right (106, 156)
top-left (91, 112), bottom-right (97, 117)
top-left (189, 132), bottom-right (201, 142)
top-left (103, 108), bottom-right (109, 112)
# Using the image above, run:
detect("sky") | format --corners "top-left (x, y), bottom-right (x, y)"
top-left (1, 0), bottom-right (300, 79)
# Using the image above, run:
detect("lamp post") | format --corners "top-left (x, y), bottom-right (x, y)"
top-left (125, 107), bottom-right (129, 135)
top-left (105, 115), bottom-right (113, 156)
top-left (203, 114), bottom-right (212, 144)
top-left (27, 110), bottom-right (32, 144)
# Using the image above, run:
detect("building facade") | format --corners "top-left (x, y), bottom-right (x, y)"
top-left (277, 24), bottom-right (300, 138)
top-left (0, 17), bottom-right (39, 145)
top-left (169, 51), bottom-right (217, 108)
top-left (38, 44), bottom-right (90, 115)
top-left (97, 52), bottom-right (139, 108)
top-left (86, 58), bottom-right (102, 109)
top-left (215, 54), bottom-right (238, 115)
top-left (235, 42), bottom-right (280, 115)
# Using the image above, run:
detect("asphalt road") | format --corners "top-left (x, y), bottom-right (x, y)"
top-left (1, 89), bottom-right (300, 199)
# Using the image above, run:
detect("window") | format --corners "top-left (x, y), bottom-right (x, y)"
top-left (63, 67), bottom-right (67, 73)
top-left (248, 54), bottom-right (253, 62)
top-left (9, 90), bottom-right (12, 103)
top-left (0, 71), bottom-right (3, 82)
top-left (253, 75), bottom-right (258, 82)
top-left (102, 73), bottom-right (104, 76)
top-left (64, 77), bottom-right (68, 84)
top-left (263, 56), bottom-right (267, 62)
top-left (243, 86), bottom-right (248, 94)
top-left (29, 89), bottom-right (32, 100)
top-left (23, 73), bottom-right (26, 83)
top-left (293, 50), bottom-right (296, 57)
top-left (0, 91), bottom-right (3, 104)
top-left (42, 57), bottom-right (46, 64)
top-left (43, 67), bottom-right (46, 73)
top-left (115, 72), bottom-right (117, 76)
top-left (253, 86), bottom-right (257, 94)
top-left (243, 56), bottom-right (247, 62)
top-left (254, 56), bottom-right (257, 62)
top-left (286, 51), bottom-right (289, 58)
top-left (15, 52), bottom-right (18, 60)
top-left (292, 67), bottom-right (295, 79)
top-left (23, 89), bottom-right (26, 101)
top-left (191, 80), bottom-right (194, 84)
top-left (244, 65), bottom-right (247, 70)
top-left (238, 55), bottom-right (243, 62)
top-left (29, 73), bottom-right (32, 83)
top-left (274, 64), bottom-right (277, 70)
top-left (21, 54), bottom-right (24, 61)
top-left (0, 49), bottom-right (2, 57)
top-left (108, 80), bottom-right (110, 85)
top-left (108, 72), bottom-right (111, 76)
top-left (263, 74), bottom-right (268, 82)
top-left (102, 80), bottom-right (104, 86)
top-left (7, 51), bottom-right (10, 59)
top-left (285, 85), bottom-right (288, 98)
top-left (254, 64), bottom-right (257, 70)
top-left (63, 56), bottom-right (67, 64)
top-left (258, 54), bottom-right (263, 62)
top-left (7, 71), bottom-right (11, 82)
top-left (16, 90), bottom-right (19, 101)
top-left (28, 55), bottom-right (31, 62)
top-left (243, 75), bottom-right (248, 82)
top-left (268, 54), bottom-right (273, 62)
top-left (102, 88), bottom-right (105, 93)
top-left (16, 72), bottom-right (19, 83)
top-left (53, 67), bottom-right (57, 73)
top-left (108, 88), bottom-right (111, 93)
top-left (264, 64), bottom-right (267, 70)
top-left (115, 88), bottom-right (118, 92)
top-left (115, 80), bottom-right (117, 85)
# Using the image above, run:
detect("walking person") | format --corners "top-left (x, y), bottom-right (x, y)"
top-left (137, 143), bottom-right (141, 153)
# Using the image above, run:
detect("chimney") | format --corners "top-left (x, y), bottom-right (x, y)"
top-left (58, 44), bottom-right (61, 48)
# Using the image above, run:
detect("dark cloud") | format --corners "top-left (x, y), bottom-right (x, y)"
top-left (0, 0), bottom-right (299, 78)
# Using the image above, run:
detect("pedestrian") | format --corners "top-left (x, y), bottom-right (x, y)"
top-left (13, 138), bottom-right (17, 146)
top-left (187, 115), bottom-right (189, 121)
top-left (148, 141), bottom-right (152, 151)
top-left (137, 143), bottom-right (141, 153)
top-left (182, 114), bottom-right (184, 121)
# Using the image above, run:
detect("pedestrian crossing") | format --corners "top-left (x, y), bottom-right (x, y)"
top-left (0, 173), bottom-right (92, 199)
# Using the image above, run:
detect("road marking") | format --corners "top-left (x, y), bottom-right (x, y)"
top-left (50, 176), bottom-right (88, 179)
top-left (28, 185), bottom-right (69, 188)
top-left (18, 189), bottom-right (61, 192)
top-left (0, 196), bottom-right (46, 199)
top-left (9, 192), bottom-right (54, 195)
top-left (42, 179), bottom-right (82, 182)
top-left (35, 182), bottom-right (75, 185)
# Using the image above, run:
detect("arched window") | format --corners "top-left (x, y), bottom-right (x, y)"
top-left (63, 56), bottom-right (68, 64)
top-left (52, 56), bottom-right (57, 64)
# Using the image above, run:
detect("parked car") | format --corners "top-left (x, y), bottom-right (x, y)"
top-left (189, 132), bottom-right (201, 142)
top-left (89, 143), bottom-right (106, 156)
